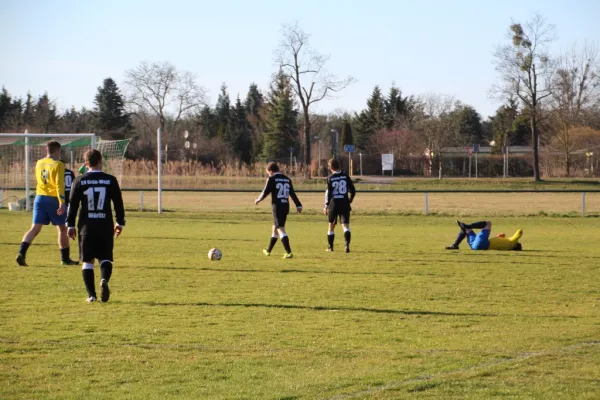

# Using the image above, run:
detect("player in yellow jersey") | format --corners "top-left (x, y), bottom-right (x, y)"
top-left (445, 220), bottom-right (523, 251)
top-left (16, 140), bottom-right (79, 266)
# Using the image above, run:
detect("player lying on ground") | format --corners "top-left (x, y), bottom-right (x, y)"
top-left (445, 220), bottom-right (523, 251)
top-left (255, 162), bottom-right (302, 259)
top-left (66, 149), bottom-right (125, 303)
top-left (16, 140), bottom-right (79, 266)
top-left (324, 159), bottom-right (356, 253)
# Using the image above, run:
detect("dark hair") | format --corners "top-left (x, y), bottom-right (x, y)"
top-left (266, 162), bottom-right (279, 172)
top-left (513, 242), bottom-right (522, 251)
top-left (47, 140), bottom-right (61, 154)
top-left (328, 158), bottom-right (340, 170)
top-left (84, 149), bottom-right (102, 167)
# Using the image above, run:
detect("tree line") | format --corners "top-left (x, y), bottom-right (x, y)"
top-left (1, 14), bottom-right (599, 178)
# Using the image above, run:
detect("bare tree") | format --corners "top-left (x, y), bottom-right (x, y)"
top-left (550, 42), bottom-right (600, 175)
top-left (124, 61), bottom-right (207, 139)
top-left (415, 93), bottom-right (460, 179)
top-left (275, 22), bottom-right (355, 175)
top-left (491, 13), bottom-right (557, 181)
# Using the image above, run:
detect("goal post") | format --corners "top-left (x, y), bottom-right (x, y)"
top-left (0, 132), bottom-right (130, 211)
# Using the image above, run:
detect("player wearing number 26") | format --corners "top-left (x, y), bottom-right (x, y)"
top-left (255, 162), bottom-right (302, 259)
top-left (16, 140), bottom-right (79, 267)
top-left (66, 149), bottom-right (125, 302)
top-left (324, 158), bottom-right (356, 253)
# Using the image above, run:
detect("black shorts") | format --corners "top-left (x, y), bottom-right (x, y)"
top-left (79, 230), bottom-right (114, 262)
top-left (328, 204), bottom-right (351, 224)
top-left (272, 204), bottom-right (289, 228)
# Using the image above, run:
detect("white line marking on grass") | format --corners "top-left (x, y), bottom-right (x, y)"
top-left (328, 340), bottom-right (600, 399)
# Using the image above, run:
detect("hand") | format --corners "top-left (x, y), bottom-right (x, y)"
top-left (297, 206), bottom-right (302, 214)
top-left (323, 207), bottom-right (328, 215)
top-left (255, 199), bottom-right (260, 205)
top-left (67, 227), bottom-right (76, 240)
top-left (114, 225), bottom-right (123, 237)
top-left (57, 203), bottom-right (66, 216)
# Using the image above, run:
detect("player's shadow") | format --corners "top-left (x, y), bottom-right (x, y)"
top-left (141, 300), bottom-right (496, 318)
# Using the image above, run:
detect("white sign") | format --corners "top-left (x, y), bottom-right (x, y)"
top-left (382, 154), bottom-right (394, 171)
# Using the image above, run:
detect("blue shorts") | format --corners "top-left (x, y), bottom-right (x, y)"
top-left (467, 229), bottom-right (490, 250)
top-left (33, 195), bottom-right (66, 226)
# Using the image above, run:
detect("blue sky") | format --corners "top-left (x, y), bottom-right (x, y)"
top-left (2, 0), bottom-right (599, 119)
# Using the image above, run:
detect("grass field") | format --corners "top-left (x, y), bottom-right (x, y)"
top-left (1, 198), bottom-right (600, 399)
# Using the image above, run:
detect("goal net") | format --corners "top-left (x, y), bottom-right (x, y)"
top-left (0, 133), bottom-right (130, 210)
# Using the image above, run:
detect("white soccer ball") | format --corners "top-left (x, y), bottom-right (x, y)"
top-left (208, 248), bottom-right (222, 261)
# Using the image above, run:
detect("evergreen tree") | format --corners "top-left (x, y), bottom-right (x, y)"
top-left (453, 105), bottom-right (484, 145)
top-left (215, 83), bottom-right (232, 140)
top-left (33, 93), bottom-right (58, 132)
top-left (198, 105), bottom-right (217, 138)
top-left (231, 97), bottom-right (253, 163)
top-left (244, 83), bottom-right (265, 161)
top-left (23, 92), bottom-right (34, 128)
top-left (93, 78), bottom-right (131, 135)
top-left (341, 121), bottom-right (353, 146)
top-left (0, 87), bottom-right (12, 130)
top-left (384, 85), bottom-right (409, 129)
top-left (262, 69), bottom-right (299, 160)
top-left (355, 86), bottom-right (385, 150)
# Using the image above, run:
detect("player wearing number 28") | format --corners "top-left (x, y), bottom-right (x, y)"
top-left (67, 149), bottom-right (125, 302)
top-left (255, 162), bottom-right (302, 259)
top-left (16, 140), bottom-right (79, 266)
top-left (324, 158), bottom-right (356, 253)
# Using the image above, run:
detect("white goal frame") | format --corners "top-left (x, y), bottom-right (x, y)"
top-left (0, 131), bottom-right (96, 211)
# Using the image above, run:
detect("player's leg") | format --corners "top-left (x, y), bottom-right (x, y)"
top-left (446, 221), bottom-right (468, 249)
top-left (471, 223), bottom-right (492, 250)
top-left (80, 234), bottom-right (97, 302)
top-left (458, 220), bottom-right (490, 230)
top-left (277, 212), bottom-right (293, 258)
top-left (98, 234), bottom-right (114, 302)
top-left (326, 208), bottom-right (337, 251)
top-left (17, 223), bottom-right (44, 266)
top-left (341, 210), bottom-right (351, 253)
top-left (264, 224), bottom-right (279, 256)
top-left (56, 225), bottom-right (78, 265)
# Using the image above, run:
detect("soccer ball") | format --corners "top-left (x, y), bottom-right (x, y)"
top-left (208, 248), bottom-right (222, 261)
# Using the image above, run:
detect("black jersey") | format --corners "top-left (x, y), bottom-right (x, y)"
top-left (64, 168), bottom-right (75, 199)
top-left (66, 171), bottom-right (125, 235)
top-left (324, 171), bottom-right (356, 208)
top-left (256, 173), bottom-right (302, 209)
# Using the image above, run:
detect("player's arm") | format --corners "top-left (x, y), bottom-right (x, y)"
top-left (347, 176), bottom-right (356, 203)
top-left (66, 178), bottom-right (82, 239)
top-left (323, 179), bottom-right (332, 214)
top-left (56, 161), bottom-right (66, 205)
top-left (255, 178), bottom-right (271, 205)
top-left (111, 179), bottom-right (126, 237)
top-left (288, 180), bottom-right (302, 212)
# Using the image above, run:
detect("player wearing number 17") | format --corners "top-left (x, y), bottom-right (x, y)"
top-left (66, 150), bottom-right (125, 303)
top-left (324, 158), bottom-right (356, 253)
top-left (255, 162), bottom-right (302, 259)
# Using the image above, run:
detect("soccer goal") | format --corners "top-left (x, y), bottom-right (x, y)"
top-left (0, 132), bottom-right (130, 210)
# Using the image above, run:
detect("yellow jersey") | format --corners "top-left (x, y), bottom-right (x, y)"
top-left (35, 157), bottom-right (66, 204)
top-left (488, 237), bottom-right (518, 251)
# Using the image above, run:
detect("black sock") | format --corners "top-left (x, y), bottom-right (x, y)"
top-left (267, 237), bottom-right (278, 252)
top-left (19, 242), bottom-right (30, 256)
top-left (100, 261), bottom-right (113, 282)
top-left (82, 269), bottom-right (96, 298)
top-left (327, 233), bottom-right (335, 249)
top-left (465, 221), bottom-right (487, 230)
top-left (344, 231), bottom-right (351, 246)
top-left (60, 247), bottom-right (70, 262)
top-left (281, 236), bottom-right (292, 253)
top-left (452, 231), bottom-right (466, 247)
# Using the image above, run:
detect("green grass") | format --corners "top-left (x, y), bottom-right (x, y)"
top-left (1, 210), bottom-right (599, 399)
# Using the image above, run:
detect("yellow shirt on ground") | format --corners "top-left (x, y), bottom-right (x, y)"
top-left (488, 237), bottom-right (517, 250)
top-left (35, 157), bottom-right (66, 204)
